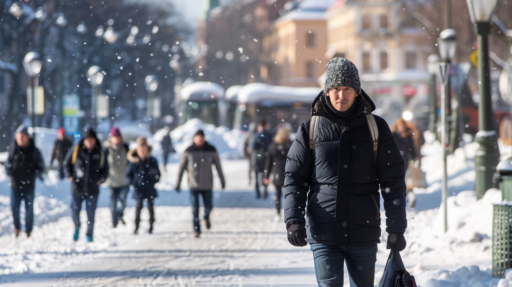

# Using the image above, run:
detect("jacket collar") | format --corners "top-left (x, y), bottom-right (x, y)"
top-left (311, 89), bottom-right (376, 128)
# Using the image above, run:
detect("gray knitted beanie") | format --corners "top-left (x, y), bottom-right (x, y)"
top-left (324, 57), bottom-right (361, 95)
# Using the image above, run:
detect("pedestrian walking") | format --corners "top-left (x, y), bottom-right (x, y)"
top-left (390, 118), bottom-right (417, 172)
top-left (104, 127), bottom-right (130, 228)
top-left (242, 122), bottom-right (257, 185)
top-left (175, 130), bottom-right (225, 238)
top-left (251, 120), bottom-right (272, 199)
top-left (5, 125), bottom-right (45, 238)
top-left (284, 57), bottom-right (407, 286)
top-left (65, 127), bottom-right (109, 242)
top-left (161, 126), bottom-right (175, 169)
top-left (50, 128), bottom-right (73, 180)
top-left (126, 136), bottom-right (160, 235)
top-left (263, 128), bottom-right (292, 217)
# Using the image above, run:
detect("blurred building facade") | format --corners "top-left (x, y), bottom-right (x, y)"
top-left (260, 0), bottom-right (335, 87)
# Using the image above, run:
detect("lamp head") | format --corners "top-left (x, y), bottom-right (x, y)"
top-left (23, 52), bottom-right (42, 77)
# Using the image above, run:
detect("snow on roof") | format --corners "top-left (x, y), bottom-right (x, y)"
top-left (276, 0), bottom-right (337, 23)
top-left (225, 85), bottom-right (243, 103)
top-left (237, 83), bottom-right (321, 104)
top-left (180, 81), bottom-right (225, 101)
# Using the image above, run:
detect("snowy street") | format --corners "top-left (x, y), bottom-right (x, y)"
top-left (0, 140), bottom-right (505, 286)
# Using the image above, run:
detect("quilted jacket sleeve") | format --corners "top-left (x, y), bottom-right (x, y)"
top-left (375, 116), bottom-right (407, 233)
top-left (284, 122), bottom-right (313, 226)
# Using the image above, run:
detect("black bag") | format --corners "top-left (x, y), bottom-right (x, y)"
top-left (379, 248), bottom-right (417, 287)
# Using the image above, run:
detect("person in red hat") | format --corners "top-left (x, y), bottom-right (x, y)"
top-left (50, 128), bottom-right (73, 180)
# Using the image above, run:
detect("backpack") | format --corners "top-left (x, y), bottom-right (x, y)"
top-left (71, 144), bottom-right (105, 168)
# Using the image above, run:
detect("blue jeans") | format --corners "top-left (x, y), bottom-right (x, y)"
top-left (311, 244), bottom-right (378, 287)
top-left (11, 189), bottom-right (35, 233)
top-left (58, 166), bottom-right (65, 180)
top-left (110, 186), bottom-right (129, 227)
top-left (71, 193), bottom-right (98, 237)
top-left (190, 190), bottom-right (213, 232)
top-left (254, 171), bottom-right (267, 198)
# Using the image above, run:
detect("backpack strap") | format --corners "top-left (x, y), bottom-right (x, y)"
top-left (309, 116), bottom-right (320, 159)
top-left (71, 144), bottom-right (79, 165)
top-left (99, 150), bottom-right (105, 169)
top-left (363, 102), bottom-right (379, 163)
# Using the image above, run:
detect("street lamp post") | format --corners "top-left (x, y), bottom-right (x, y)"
top-left (427, 54), bottom-right (440, 139)
top-left (466, 0), bottom-right (500, 199)
top-left (438, 29), bottom-right (457, 233)
top-left (87, 66), bottom-right (104, 128)
top-left (23, 52), bottom-right (42, 142)
top-left (145, 75), bottom-right (159, 132)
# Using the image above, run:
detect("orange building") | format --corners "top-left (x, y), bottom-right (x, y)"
top-left (260, 1), bottom-right (336, 87)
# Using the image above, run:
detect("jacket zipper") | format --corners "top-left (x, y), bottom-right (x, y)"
top-left (370, 193), bottom-right (380, 220)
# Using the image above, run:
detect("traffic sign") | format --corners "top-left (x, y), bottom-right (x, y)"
top-left (469, 50), bottom-right (478, 68)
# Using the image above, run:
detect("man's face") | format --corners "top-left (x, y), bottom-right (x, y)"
top-left (193, 135), bottom-right (205, 147)
top-left (137, 146), bottom-right (149, 159)
top-left (58, 133), bottom-right (64, 140)
top-left (84, 137), bottom-right (96, 150)
top-left (15, 133), bottom-right (29, 147)
top-left (327, 86), bottom-right (358, 112)
top-left (110, 136), bottom-right (122, 146)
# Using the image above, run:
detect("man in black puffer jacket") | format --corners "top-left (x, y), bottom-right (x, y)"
top-left (5, 125), bottom-right (45, 238)
top-left (65, 127), bottom-right (109, 242)
top-left (284, 58), bottom-right (407, 287)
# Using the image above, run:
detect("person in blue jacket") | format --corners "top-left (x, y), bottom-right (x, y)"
top-left (126, 136), bottom-right (160, 235)
top-left (251, 120), bottom-right (273, 199)
top-left (284, 58), bottom-right (407, 286)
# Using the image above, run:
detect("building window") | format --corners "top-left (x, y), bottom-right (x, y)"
top-left (362, 52), bottom-right (371, 72)
top-left (361, 15), bottom-right (372, 31)
top-left (380, 51), bottom-right (388, 71)
top-left (306, 61), bottom-right (316, 78)
top-left (405, 51), bottom-right (417, 70)
top-left (379, 15), bottom-right (388, 29)
top-left (306, 32), bottom-right (315, 47)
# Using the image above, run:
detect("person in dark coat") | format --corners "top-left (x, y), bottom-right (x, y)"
top-left (284, 58), bottom-right (407, 286)
top-left (251, 120), bottom-right (272, 199)
top-left (50, 128), bottom-right (73, 180)
top-left (5, 125), bottom-right (45, 238)
top-left (65, 127), bottom-right (109, 242)
top-left (126, 136), bottom-right (161, 235)
top-left (390, 118), bottom-right (417, 172)
top-left (263, 128), bottom-right (292, 216)
top-left (175, 130), bottom-right (225, 238)
top-left (161, 126), bottom-right (175, 169)
top-left (104, 127), bottom-right (130, 228)
top-left (242, 122), bottom-right (257, 185)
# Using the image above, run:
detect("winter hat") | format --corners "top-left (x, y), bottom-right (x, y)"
top-left (110, 126), bottom-right (122, 138)
top-left (82, 127), bottom-right (97, 139)
top-left (194, 129), bottom-right (205, 137)
top-left (15, 125), bottom-right (29, 137)
top-left (324, 57), bottom-right (361, 95)
top-left (58, 128), bottom-right (65, 136)
top-left (136, 136), bottom-right (148, 147)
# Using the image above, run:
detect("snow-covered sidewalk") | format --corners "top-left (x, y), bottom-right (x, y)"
top-left (0, 137), bottom-right (505, 286)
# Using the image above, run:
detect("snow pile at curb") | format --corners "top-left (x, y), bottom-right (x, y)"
top-left (0, 195), bottom-right (69, 238)
top-left (152, 118), bottom-right (245, 159)
top-left (417, 265), bottom-right (499, 287)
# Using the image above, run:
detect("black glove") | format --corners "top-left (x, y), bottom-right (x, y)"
top-left (287, 223), bottom-right (307, 247)
top-left (386, 233), bottom-right (406, 251)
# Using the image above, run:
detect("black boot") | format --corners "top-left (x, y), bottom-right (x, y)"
top-left (149, 224), bottom-right (153, 234)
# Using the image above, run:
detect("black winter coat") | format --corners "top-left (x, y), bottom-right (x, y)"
top-left (251, 130), bottom-right (273, 172)
top-left (284, 91), bottom-right (407, 246)
top-left (392, 130), bottom-right (416, 170)
top-left (161, 134), bottom-right (175, 155)
top-left (126, 149), bottom-right (160, 200)
top-left (64, 138), bottom-right (109, 195)
top-left (5, 139), bottom-right (45, 191)
top-left (264, 142), bottom-right (291, 187)
top-left (50, 138), bottom-right (73, 167)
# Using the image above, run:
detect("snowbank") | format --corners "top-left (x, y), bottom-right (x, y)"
top-left (152, 118), bottom-right (245, 161)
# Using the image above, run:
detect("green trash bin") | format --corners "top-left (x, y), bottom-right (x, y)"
top-left (497, 157), bottom-right (512, 201)
top-left (493, 204), bottom-right (512, 277)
